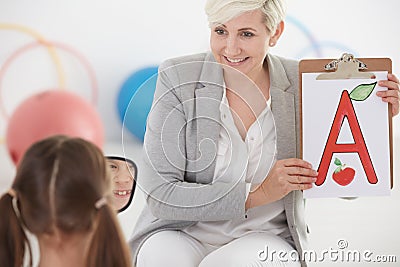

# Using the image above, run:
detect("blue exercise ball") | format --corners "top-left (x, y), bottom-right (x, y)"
top-left (117, 66), bottom-right (158, 141)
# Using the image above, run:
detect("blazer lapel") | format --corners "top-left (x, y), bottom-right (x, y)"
top-left (193, 53), bottom-right (224, 183)
top-left (268, 54), bottom-right (297, 160)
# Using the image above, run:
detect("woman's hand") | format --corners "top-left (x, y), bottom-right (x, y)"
top-left (376, 73), bottom-right (400, 116)
top-left (246, 158), bottom-right (317, 209)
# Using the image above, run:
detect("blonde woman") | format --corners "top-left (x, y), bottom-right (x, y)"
top-left (130, 0), bottom-right (400, 266)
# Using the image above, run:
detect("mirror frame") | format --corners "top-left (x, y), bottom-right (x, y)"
top-left (105, 156), bottom-right (137, 213)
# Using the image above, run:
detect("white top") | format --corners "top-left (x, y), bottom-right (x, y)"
top-left (183, 88), bottom-right (288, 247)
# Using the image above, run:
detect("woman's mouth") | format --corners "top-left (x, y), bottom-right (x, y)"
top-left (224, 56), bottom-right (248, 65)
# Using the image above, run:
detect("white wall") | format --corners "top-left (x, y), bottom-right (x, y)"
top-left (0, 0), bottom-right (210, 143)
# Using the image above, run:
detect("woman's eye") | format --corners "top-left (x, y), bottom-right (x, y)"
top-left (109, 164), bottom-right (117, 169)
top-left (214, 28), bottom-right (226, 35)
top-left (241, 31), bottom-right (254, 37)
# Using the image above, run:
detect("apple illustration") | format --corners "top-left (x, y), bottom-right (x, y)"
top-left (332, 158), bottom-right (356, 186)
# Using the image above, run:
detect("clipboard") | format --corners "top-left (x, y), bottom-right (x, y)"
top-left (299, 53), bottom-right (393, 198)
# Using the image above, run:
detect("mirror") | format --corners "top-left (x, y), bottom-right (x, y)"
top-left (105, 156), bottom-right (137, 212)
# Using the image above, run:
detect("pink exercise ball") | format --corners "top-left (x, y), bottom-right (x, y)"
top-left (6, 90), bottom-right (104, 165)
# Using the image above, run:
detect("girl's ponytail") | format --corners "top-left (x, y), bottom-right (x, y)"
top-left (87, 204), bottom-right (132, 267)
top-left (0, 191), bottom-right (32, 267)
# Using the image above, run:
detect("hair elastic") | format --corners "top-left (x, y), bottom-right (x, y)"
top-left (95, 197), bottom-right (107, 209)
top-left (7, 188), bottom-right (16, 198)
top-left (7, 188), bottom-right (22, 219)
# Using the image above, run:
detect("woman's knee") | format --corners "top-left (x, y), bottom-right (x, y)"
top-left (137, 231), bottom-right (206, 267)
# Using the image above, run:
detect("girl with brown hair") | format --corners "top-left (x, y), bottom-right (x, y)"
top-left (0, 135), bottom-right (132, 267)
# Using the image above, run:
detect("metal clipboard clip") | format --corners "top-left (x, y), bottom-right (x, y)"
top-left (316, 53), bottom-right (376, 80)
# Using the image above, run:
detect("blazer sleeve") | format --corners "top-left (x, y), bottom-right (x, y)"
top-left (139, 59), bottom-right (247, 222)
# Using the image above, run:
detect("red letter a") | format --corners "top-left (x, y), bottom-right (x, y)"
top-left (315, 90), bottom-right (377, 186)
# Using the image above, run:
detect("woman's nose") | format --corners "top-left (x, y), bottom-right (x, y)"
top-left (224, 36), bottom-right (240, 56)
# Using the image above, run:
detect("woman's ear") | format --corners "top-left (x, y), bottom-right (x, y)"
top-left (269, 21), bottom-right (284, 47)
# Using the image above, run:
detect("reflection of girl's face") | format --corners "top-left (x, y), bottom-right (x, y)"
top-left (107, 159), bottom-right (135, 211)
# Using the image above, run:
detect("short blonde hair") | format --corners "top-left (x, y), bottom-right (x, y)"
top-left (205, 0), bottom-right (286, 33)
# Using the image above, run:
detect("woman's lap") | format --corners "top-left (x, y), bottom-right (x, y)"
top-left (137, 230), bottom-right (300, 267)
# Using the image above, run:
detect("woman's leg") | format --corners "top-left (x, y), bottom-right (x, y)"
top-left (137, 230), bottom-right (209, 267)
top-left (199, 232), bottom-right (301, 267)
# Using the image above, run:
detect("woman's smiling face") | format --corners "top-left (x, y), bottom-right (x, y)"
top-left (210, 9), bottom-right (281, 80)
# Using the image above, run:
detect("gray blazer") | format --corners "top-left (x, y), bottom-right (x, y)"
top-left (129, 52), bottom-right (308, 266)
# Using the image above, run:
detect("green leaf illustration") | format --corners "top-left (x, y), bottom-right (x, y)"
top-left (334, 158), bottom-right (342, 166)
top-left (334, 166), bottom-right (342, 173)
top-left (349, 82), bottom-right (377, 101)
